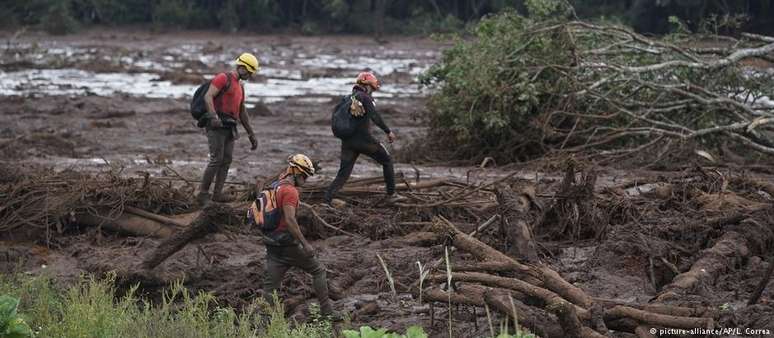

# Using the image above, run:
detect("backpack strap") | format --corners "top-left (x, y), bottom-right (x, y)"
top-left (214, 72), bottom-right (232, 101)
top-left (267, 180), bottom-right (287, 210)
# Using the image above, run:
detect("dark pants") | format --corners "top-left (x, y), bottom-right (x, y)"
top-left (263, 244), bottom-right (333, 315)
top-left (199, 127), bottom-right (234, 197)
top-left (325, 133), bottom-right (395, 202)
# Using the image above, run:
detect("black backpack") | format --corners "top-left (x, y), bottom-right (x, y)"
top-left (190, 73), bottom-right (232, 128)
top-left (331, 94), bottom-right (363, 139)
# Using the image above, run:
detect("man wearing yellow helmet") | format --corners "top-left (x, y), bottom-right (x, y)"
top-left (197, 53), bottom-right (260, 205)
top-left (262, 154), bottom-right (336, 319)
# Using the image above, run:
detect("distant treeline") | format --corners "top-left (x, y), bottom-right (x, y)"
top-left (1, 0), bottom-right (773, 35)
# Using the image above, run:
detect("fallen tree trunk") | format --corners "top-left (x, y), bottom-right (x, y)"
top-left (604, 305), bottom-right (714, 330)
top-left (76, 212), bottom-right (176, 238)
top-left (428, 272), bottom-right (591, 321)
top-left (141, 203), bottom-right (232, 269)
top-left (495, 185), bottom-right (539, 262)
top-left (592, 298), bottom-right (718, 318)
top-left (450, 260), bottom-right (517, 273)
top-left (656, 231), bottom-right (749, 302)
top-left (124, 206), bottom-right (188, 228)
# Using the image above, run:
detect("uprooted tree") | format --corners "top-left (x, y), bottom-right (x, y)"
top-left (415, 5), bottom-right (774, 165)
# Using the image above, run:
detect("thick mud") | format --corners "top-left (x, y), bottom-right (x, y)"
top-left (1, 30), bottom-right (774, 338)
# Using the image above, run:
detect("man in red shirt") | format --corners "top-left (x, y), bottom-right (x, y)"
top-left (263, 154), bottom-right (336, 318)
top-left (197, 53), bottom-right (260, 205)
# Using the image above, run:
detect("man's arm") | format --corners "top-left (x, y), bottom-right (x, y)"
top-left (239, 89), bottom-right (257, 150)
top-left (282, 204), bottom-right (313, 254)
top-left (363, 97), bottom-right (390, 134)
top-left (204, 84), bottom-right (222, 127)
top-left (363, 96), bottom-right (396, 143)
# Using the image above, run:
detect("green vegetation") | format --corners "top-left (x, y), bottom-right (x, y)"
top-left (0, 296), bottom-right (32, 338)
top-left (2, 0), bottom-right (773, 35)
top-left (417, 7), bottom-right (567, 162)
top-left (0, 272), bottom-right (332, 338)
top-left (415, 0), bottom-right (774, 164)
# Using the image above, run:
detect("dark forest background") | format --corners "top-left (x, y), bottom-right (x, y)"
top-left (1, 0), bottom-right (773, 36)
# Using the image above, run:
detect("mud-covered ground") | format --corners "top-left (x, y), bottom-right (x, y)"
top-left (1, 30), bottom-right (774, 338)
top-left (0, 29), bottom-right (441, 183)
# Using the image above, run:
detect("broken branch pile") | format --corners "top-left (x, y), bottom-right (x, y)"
top-left (419, 11), bottom-right (774, 164)
top-left (0, 166), bottom-right (192, 237)
top-left (411, 164), bottom-right (773, 337)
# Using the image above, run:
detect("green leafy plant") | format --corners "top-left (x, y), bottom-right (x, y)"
top-left (343, 325), bottom-right (427, 338)
top-left (0, 295), bottom-right (32, 338)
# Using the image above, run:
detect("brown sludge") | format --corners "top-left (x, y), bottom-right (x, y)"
top-left (2, 160), bottom-right (774, 336)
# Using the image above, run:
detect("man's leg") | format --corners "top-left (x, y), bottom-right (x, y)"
top-left (263, 247), bottom-right (291, 307)
top-left (284, 245), bottom-right (333, 316)
top-left (324, 143), bottom-right (359, 203)
top-left (362, 141), bottom-right (395, 196)
top-left (212, 133), bottom-right (235, 201)
top-left (198, 128), bottom-right (227, 204)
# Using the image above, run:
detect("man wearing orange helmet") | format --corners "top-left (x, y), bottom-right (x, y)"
top-left (197, 53), bottom-right (260, 206)
top-left (324, 71), bottom-right (405, 205)
top-left (263, 154), bottom-right (336, 318)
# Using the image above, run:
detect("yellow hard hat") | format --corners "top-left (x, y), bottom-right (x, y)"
top-left (287, 154), bottom-right (315, 177)
top-left (236, 53), bottom-right (259, 74)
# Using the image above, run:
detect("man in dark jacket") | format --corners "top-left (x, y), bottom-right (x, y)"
top-left (197, 53), bottom-right (259, 206)
top-left (324, 71), bottom-right (406, 205)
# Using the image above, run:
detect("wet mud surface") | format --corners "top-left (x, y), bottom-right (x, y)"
top-left (1, 30), bottom-right (774, 337)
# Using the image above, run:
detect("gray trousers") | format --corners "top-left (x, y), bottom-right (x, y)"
top-left (199, 127), bottom-right (234, 196)
top-left (263, 244), bottom-right (333, 315)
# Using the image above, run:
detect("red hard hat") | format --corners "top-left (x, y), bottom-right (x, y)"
top-left (356, 71), bottom-right (380, 90)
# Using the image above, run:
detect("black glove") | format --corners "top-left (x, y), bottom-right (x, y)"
top-left (249, 134), bottom-right (258, 150)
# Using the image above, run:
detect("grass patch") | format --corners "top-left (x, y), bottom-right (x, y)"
top-left (0, 272), bottom-right (331, 338)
